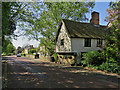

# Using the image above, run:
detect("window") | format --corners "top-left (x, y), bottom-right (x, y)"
top-left (97, 39), bottom-right (103, 47)
top-left (84, 38), bottom-right (91, 47)
top-left (60, 39), bottom-right (64, 46)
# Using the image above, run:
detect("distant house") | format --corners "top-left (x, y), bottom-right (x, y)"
top-left (55, 11), bottom-right (107, 65)
top-left (23, 45), bottom-right (34, 54)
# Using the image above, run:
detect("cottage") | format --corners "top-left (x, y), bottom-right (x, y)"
top-left (55, 11), bottom-right (107, 65)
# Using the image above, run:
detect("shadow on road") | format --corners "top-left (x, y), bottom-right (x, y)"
top-left (2, 56), bottom-right (119, 88)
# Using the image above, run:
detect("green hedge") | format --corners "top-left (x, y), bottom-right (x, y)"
top-left (7, 53), bottom-right (13, 56)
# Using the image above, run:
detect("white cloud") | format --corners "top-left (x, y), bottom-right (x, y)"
top-left (12, 36), bottom-right (39, 49)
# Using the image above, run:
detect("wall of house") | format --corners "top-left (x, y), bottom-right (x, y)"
top-left (71, 38), bottom-right (104, 64)
top-left (56, 22), bottom-right (71, 52)
top-left (25, 49), bottom-right (28, 54)
top-left (71, 38), bottom-right (104, 53)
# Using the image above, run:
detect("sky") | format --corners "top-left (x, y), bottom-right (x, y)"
top-left (12, 2), bottom-right (110, 49)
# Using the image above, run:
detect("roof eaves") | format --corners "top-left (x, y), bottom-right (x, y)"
top-left (55, 21), bottom-right (63, 43)
top-left (62, 19), bottom-right (72, 38)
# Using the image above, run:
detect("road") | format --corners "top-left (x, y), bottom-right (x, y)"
top-left (2, 55), bottom-right (119, 88)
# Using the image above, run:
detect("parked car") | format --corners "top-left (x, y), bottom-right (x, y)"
top-left (17, 53), bottom-right (21, 57)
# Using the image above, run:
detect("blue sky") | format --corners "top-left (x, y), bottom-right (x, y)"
top-left (12, 2), bottom-right (110, 49)
top-left (91, 2), bottom-right (109, 25)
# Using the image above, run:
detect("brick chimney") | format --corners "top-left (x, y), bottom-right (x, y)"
top-left (90, 11), bottom-right (99, 25)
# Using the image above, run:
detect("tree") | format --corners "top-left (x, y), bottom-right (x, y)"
top-left (2, 37), bottom-right (12, 53)
top-left (2, 2), bottom-right (36, 53)
top-left (6, 43), bottom-right (15, 54)
top-left (24, 2), bottom-right (95, 55)
top-left (2, 2), bottom-right (95, 55)
top-left (2, 2), bottom-right (23, 53)
top-left (105, 1), bottom-right (120, 65)
top-left (2, 2), bottom-right (33, 38)
top-left (2, 37), bottom-right (15, 54)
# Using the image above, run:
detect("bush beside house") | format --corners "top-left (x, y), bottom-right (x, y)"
top-left (81, 50), bottom-right (120, 74)
top-left (82, 51), bottom-right (105, 66)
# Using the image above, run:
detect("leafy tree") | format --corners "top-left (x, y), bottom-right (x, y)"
top-left (2, 2), bottom-right (33, 38)
top-left (37, 37), bottom-right (55, 56)
top-left (2, 37), bottom-right (15, 54)
top-left (2, 2), bottom-right (95, 55)
top-left (105, 1), bottom-right (120, 65)
top-left (2, 2), bottom-right (21, 52)
top-left (24, 2), bottom-right (95, 56)
top-left (6, 43), bottom-right (15, 54)
top-left (2, 38), bottom-right (10, 53)
top-left (2, 2), bottom-right (35, 53)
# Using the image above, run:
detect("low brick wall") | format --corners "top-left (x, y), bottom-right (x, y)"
top-left (39, 55), bottom-right (50, 61)
top-left (26, 54), bottom-right (50, 61)
top-left (26, 54), bottom-right (35, 59)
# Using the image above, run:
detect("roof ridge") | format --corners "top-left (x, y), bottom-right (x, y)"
top-left (62, 19), bottom-right (90, 24)
top-left (62, 19), bottom-right (107, 27)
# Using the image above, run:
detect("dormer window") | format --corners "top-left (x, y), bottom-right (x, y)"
top-left (61, 39), bottom-right (64, 46)
top-left (97, 39), bottom-right (103, 47)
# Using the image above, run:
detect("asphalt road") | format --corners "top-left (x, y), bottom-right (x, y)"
top-left (2, 55), bottom-right (119, 88)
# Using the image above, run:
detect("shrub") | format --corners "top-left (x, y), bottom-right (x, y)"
top-left (2, 53), bottom-right (6, 56)
top-left (21, 53), bottom-right (26, 57)
top-left (99, 62), bottom-right (120, 73)
top-left (7, 53), bottom-right (13, 56)
top-left (81, 60), bottom-right (88, 67)
top-left (80, 51), bottom-right (120, 74)
top-left (83, 51), bottom-right (105, 66)
top-left (53, 53), bottom-right (57, 59)
top-left (28, 49), bottom-right (36, 54)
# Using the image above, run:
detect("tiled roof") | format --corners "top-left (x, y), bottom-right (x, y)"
top-left (63, 19), bottom-right (107, 38)
top-left (56, 19), bottom-right (107, 42)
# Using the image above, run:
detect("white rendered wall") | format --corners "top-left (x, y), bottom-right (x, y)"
top-left (71, 38), bottom-right (104, 53)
